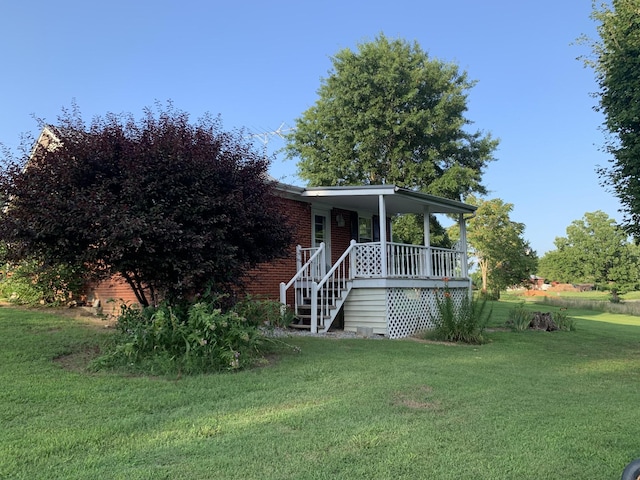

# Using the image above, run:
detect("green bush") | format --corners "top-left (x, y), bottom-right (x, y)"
top-left (424, 287), bottom-right (492, 344)
top-left (0, 273), bottom-right (42, 306)
top-left (0, 259), bottom-right (84, 306)
top-left (506, 302), bottom-right (533, 331)
top-left (94, 298), bottom-right (265, 375)
top-left (553, 311), bottom-right (576, 331)
top-left (231, 295), bottom-right (294, 328)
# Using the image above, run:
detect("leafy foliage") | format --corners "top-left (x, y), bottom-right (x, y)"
top-left (451, 196), bottom-right (537, 298)
top-left (0, 258), bottom-right (84, 306)
top-left (586, 1), bottom-right (640, 238)
top-left (552, 311), bottom-right (576, 332)
top-left (506, 302), bottom-right (533, 331)
top-left (424, 285), bottom-right (491, 344)
top-left (94, 294), bottom-right (297, 375)
top-left (231, 294), bottom-right (295, 328)
top-left (286, 34), bottom-right (497, 199)
top-left (537, 211), bottom-right (640, 291)
top-left (0, 103), bottom-right (292, 306)
top-left (391, 213), bottom-right (452, 247)
top-left (96, 299), bottom-right (262, 375)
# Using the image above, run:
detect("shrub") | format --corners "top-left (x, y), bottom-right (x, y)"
top-left (94, 298), bottom-right (265, 375)
top-left (0, 259), bottom-right (84, 306)
top-left (231, 295), bottom-right (294, 328)
top-left (424, 286), bottom-right (492, 344)
top-left (506, 302), bottom-right (533, 331)
top-left (0, 105), bottom-right (293, 308)
top-left (553, 311), bottom-right (576, 331)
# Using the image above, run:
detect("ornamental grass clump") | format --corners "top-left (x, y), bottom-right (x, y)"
top-left (93, 298), bottom-right (264, 375)
top-left (553, 311), bottom-right (576, 331)
top-left (506, 301), bottom-right (533, 331)
top-left (424, 284), bottom-right (492, 344)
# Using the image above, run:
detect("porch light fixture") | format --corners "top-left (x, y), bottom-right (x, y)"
top-left (336, 214), bottom-right (345, 227)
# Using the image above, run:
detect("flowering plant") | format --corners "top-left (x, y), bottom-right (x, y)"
top-left (430, 281), bottom-right (491, 344)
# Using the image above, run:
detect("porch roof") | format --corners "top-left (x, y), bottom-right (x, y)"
top-left (277, 183), bottom-right (476, 215)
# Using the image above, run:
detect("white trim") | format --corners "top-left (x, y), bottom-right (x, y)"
top-left (304, 185), bottom-right (397, 197)
top-left (378, 194), bottom-right (387, 278)
top-left (423, 206), bottom-right (431, 247)
top-left (352, 277), bottom-right (471, 289)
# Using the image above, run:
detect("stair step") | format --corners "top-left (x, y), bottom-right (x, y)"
top-left (292, 279), bottom-right (352, 334)
top-left (289, 323), bottom-right (314, 330)
top-left (296, 313), bottom-right (331, 323)
top-left (298, 305), bottom-right (336, 314)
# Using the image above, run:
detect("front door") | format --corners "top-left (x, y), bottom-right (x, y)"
top-left (312, 209), bottom-right (331, 277)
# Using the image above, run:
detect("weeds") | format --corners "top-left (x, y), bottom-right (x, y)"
top-left (93, 296), bottom-right (271, 375)
top-left (231, 294), bottom-right (295, 328)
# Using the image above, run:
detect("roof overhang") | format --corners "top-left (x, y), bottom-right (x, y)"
top-left (274, 183), bottom-right (476, 215)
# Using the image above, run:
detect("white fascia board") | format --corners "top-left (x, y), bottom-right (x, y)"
top-left (301, 185), bottom-right (396, 198)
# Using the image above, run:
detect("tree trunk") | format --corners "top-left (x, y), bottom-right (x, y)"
top-left (479, 258), bottom-right (489, 294)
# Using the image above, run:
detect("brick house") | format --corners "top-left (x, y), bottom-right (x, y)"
top-left (32, 126), bottom-right (477, 337)
top-left (90, 181), bottom-right (476, 338)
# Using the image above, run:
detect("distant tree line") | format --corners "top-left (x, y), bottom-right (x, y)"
top-left (538, 211), bottom-right (640, 292)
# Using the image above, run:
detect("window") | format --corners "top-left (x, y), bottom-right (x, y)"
top-left (314, 214), bottom-right (327, 248)
top-left (359, 216), bottom-right (373, 243)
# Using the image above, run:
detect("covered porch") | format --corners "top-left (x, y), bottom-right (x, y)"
top-left (279, 185), bottom-right (477, 338)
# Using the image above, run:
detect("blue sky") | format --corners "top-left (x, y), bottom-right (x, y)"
top-left (1, 0), bottom-right (620, 255)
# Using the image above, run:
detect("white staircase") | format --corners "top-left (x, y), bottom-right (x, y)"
top-left (280, 241), bottom-right (356, 332)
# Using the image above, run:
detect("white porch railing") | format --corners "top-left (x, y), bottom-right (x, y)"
top-left (279, 243), bottom-right (325, 317)
top-left (353, 242), bottom-right (464, 279)
top-left (311, 240), bottom-right (357, 332)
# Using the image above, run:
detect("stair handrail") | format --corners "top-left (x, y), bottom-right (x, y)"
top-left (279, 243), bottom-right (325, 313)
top-left (311, 239), bottom-right (357, 332)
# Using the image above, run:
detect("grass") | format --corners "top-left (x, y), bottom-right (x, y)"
top-left (2, 302), bottom-right (640, 479)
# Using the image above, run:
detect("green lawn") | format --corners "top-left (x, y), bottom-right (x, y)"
top-left (2, 302), bottom-right (640, 479)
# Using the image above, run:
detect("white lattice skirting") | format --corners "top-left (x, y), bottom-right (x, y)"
top-left (386, 287), bottom-right (468, 339)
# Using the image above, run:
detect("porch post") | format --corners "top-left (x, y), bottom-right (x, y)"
top-left (310, 282), bottom-right (318, 333)
top-left (458, 213), bottom-right (469, 278)
top-left (378, 194), bottom-right (387, 277)
top-left (423, 206), bottom-right (432, 277)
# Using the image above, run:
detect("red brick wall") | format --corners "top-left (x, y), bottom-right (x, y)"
top-left (244, 197), bottom-right (312, 304)
top-left (243, 204), bottom-right (371, 304)
top-left (330, 208), bottom-right (356, 263)
top-left (87, 276), bottom-right (141, 315)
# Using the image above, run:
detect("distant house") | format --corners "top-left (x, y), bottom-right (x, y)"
top-left (529, 275), bottom-right (545, 290)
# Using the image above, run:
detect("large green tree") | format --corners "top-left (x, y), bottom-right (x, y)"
top-left (451, 196), bottom-right (537, 298)
top-left (537, 210), bottom-right (640, 291)
top-left (0, 104), bottom-right (292, 306)
top-left (286, 34), bottom-right (498, 200)
top-left (588, 1), bottom-right (640, 237)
